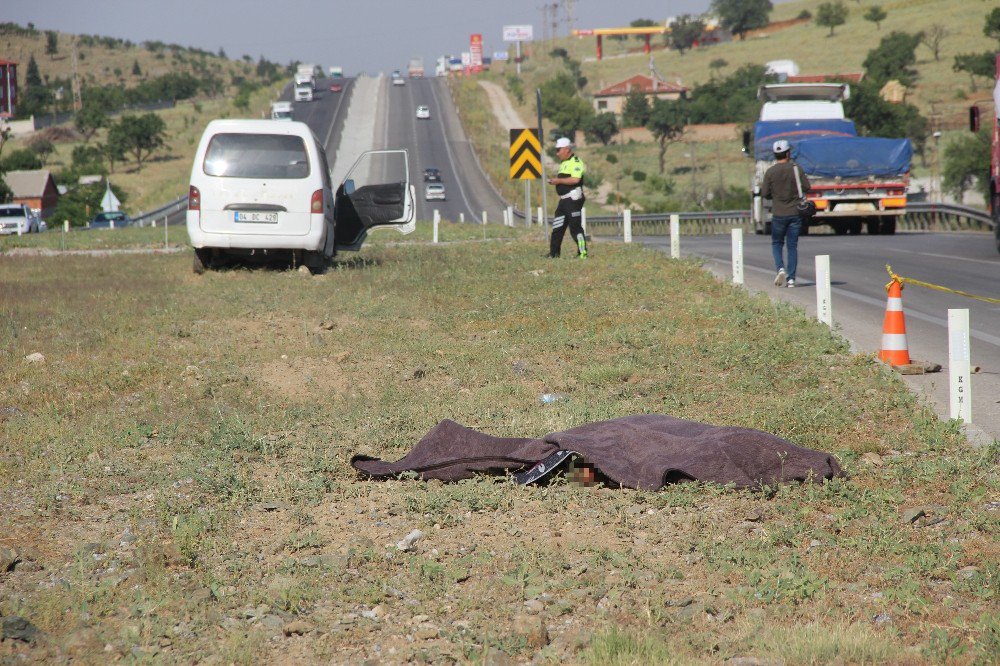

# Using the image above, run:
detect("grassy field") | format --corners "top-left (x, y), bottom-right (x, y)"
top-left (1, 231), bottom-right (997, 663)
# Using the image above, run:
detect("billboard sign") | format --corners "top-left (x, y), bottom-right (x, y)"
top-left (470, 34), bottom-right (483, 72)
top-left (503, 25), bottom-right (533, 42)
top-left (493, 51), bottom-right (509, 61)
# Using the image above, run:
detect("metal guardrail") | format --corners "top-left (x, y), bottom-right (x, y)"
top-left (132, 194), bottom-right (188, 227)
top-left (906, 201), bottom-right (995, 230)
top-left (582, 203), bottom-right (995, 236)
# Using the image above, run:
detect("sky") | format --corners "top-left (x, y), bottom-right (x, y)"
top-left (3, 0), bottom-right (754, 75)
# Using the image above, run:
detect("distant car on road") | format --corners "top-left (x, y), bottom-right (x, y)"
top-left (0, 203), bottom-right (38, 234)
top-left (423, 168), bottom-right (442, 182)
top-left (416, 105), bottom-right (430, 119)
top-left (89, 211), bottom-right (132, 229)
top-left (329, 83), bottom-right (343, 93)
top-left (424, 183), bottom-right (446, 201)
top-left (392, 76), bottom-right (405, 87)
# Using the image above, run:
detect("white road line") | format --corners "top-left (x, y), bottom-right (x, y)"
top-left (428, 79), bottom-right (479, 224)
top-left (894, 248), bottom-right (1000, 267)
top-left (700, 254), bottom-right (1000, 347)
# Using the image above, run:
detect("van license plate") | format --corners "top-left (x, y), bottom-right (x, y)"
top-left (235, 211), bottom-right (278, 223)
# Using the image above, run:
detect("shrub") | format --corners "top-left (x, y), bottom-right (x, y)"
top-left (606, 154), bottom-right (618, 164)
top-left (632, 170), bottom-right (647, 182)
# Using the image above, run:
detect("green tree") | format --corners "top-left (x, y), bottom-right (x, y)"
top-left (816, 1), bottom-right (849, 37)
top-left (710, 0), bottom-right (772, 40)
top-left (953, 52), bottom-right (996, 91)
top-left (50, 181), bottom-right (105, 227)
top-left (984, 7), bottom-right (1000, 43)
top-left (646, 98), bottom-right (687, 174)
top-left (25, 55), bottom-right (42, 87)
top-left (942, 129), bottom-right (991, 203)
top-left (863, 6), bottom-right (887, 31)
top-left (26, 137), bottom-right (54, 164)
top-left (132, 59), bottom-right (142, 76)
top-left (1, 149), bottom-right (43, 171)
top-left (669, 15), bottom-right (706, 55)
top-left (0, 126), bottom-right (13, 203)
top-left (75, 103), bottom-right (109, 143)
top-left (44, 30), bottom-right (58, 55)
top-left (844, 80), bottom-right (929, 162)
top-left (862, 31), bottom-right (922, 87)
top-left (540, 72), bottom-right (594, 135)
top-left (108, 113), bottom-right (167, 170)
top-left (709, 58), bottom-right (729, 79)
top-left (101, 139), bottom-right (125, 174)
top-left (621, 90), bottom-right (651, 128)
top-left (583, 112), bottom-right (619, 146)
top-left (685, 63), bottom-right (773, 124)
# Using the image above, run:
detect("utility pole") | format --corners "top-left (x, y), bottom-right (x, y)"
top-left (71, 37), bottom-right (82, 111)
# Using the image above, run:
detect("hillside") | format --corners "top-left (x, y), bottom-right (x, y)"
top-left (0, 24), bottom-right (290, 216)
top-left (467, 0), bottom-right (997, 214)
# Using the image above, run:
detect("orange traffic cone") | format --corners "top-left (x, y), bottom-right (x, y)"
top-left (878, 278), bottom-right (911, 366)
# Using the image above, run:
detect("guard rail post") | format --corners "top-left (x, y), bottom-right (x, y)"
top-left (670, 214), bottom-right (680, 259)
top-left (816, 255), bottom-right (832, 326)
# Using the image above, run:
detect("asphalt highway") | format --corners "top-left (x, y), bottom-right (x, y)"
top-left (637, 230), bottom-right (1000, 445)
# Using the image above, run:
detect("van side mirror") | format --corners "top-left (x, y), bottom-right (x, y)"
top-left (969, 105), bottom-right (980, 133)
top-left (741, 130), bottom-right (751, 156)
top-left (343, 179), bottom-right (356, 195)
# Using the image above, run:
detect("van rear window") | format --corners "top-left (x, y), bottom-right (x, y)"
top-left (203, 133), bottom-right (310, 179)
top-left (0, 208), bottom-right (26, 217)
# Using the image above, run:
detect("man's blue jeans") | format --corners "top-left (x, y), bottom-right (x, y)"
top-left (771, 215), bottom-right (802, 280)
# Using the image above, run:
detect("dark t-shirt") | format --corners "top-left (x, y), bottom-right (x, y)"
top-left (762, 160), bottom-right (810, 217)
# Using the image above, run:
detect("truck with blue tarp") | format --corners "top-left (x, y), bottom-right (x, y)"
top-left (747, 83), bottom-right (912, 235)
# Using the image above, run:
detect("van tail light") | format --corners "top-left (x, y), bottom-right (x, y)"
top-left (188, 185), bottom-right (200, 211)
top-left (311, 189), bottom-right (324, 214)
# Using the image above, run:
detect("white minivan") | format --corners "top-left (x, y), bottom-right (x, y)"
top-left (187, 119), bottom-right (414, 273)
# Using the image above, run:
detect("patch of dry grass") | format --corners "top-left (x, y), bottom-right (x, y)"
top-left (1, 237), bottom-right (997, 663)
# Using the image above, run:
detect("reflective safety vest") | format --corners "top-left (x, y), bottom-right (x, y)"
top-left (555, 154), bottom-right (586, 200)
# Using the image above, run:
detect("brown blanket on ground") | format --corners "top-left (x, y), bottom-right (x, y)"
top-left (351, 414), bottom-right (845, 490)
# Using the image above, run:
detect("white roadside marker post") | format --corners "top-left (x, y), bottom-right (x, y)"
top-left (670, 214), bottom-right (680, 259)
top-left (816, 255), bottom-right (832, 326)
top-left (948, 308), bottom-right (972, 424)
top-left (537, 206), bottom-right (542, 227)
top-left (623, 209), bottom-right (632, 243)
top-left (433, 210), bottom-right (440, 244)
top-left (482, 210), bottom-right (487, 225)
top-left (581, 207), bottom-right (587, 236)
top-left (459, 212), bottom-right (465, 223)
top-left (507, 206), bottom-right (514, 227)
top-left (731, 228), bottom-right (744, 285)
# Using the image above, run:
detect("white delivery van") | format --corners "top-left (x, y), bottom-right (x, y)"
top-left (186, 119), bottom-right (414, 273)
top-left (270, 101), bottom-right (293, 120)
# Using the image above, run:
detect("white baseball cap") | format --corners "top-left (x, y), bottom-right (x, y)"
top-left (555, 137), bottom-right (573, 149)
top-left (773, 139), bottom-right (790, 153)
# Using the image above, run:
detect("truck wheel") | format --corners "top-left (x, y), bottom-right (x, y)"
top-left (799, 222), bottom-right (810, 236)
top-left (832, 221), bottom-right (848, 235)
top-left (866, 218), bottom-right (881, 235)
top-left (880, 219), bottom-right (897, 235)
top-left (848, 220), bottom-right (863, 235)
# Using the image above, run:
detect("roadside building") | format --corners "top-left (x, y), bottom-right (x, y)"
top-left (592, 75), bottom-right (688, 115)
top-left (6, 169), bottom-right (59, 219)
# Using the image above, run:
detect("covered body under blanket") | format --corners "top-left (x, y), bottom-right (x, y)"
top-left (351, 414), bottom-right (845, 490)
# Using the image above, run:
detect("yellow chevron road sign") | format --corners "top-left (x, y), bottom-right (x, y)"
top-left (509, 128), bottom-right (541, 180)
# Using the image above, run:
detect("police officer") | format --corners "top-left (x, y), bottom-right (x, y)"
top-left (547, 137), bottom-right (588, 258)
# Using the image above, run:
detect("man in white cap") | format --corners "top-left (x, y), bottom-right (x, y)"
top-left (546, 137), bottom-right (588, 258)
top-left (762, 139), bottom-right (810, 287)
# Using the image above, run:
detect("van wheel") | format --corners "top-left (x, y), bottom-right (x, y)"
top-left (193, 248), bottom-right (212, 274)
top-left (303, 251), bottom-right (328, 275)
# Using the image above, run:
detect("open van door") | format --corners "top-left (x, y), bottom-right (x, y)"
top-left (333, 149), bottom-right (415, 252)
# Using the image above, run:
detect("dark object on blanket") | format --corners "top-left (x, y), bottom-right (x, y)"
top-left (351, 414), bottom-right (846, 490)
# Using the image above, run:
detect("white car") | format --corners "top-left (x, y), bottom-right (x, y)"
top-left (186, 119), bottom-right (415, 274)
top-left (294, 84), bottom-right (313, 102)
top-left (416, 105), bottom-right (430, 119)
top-left (424, 183), bottom-right (446, 201)
top-left (392, 77), bottom-right (405, 87)
top-left (0, 203), bottom-right (38, 235)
